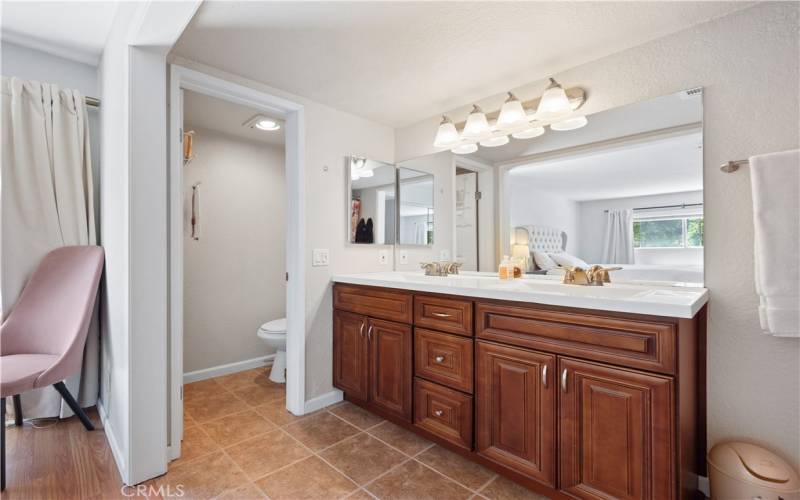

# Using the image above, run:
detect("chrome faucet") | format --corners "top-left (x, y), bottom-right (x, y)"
top-left (561, 265), bottom-right (622, 286)
top-left (420, 261), bottom-right (462, 276)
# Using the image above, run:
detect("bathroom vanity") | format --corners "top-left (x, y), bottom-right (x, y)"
top-left (331, 273), bottom-right (708, 500)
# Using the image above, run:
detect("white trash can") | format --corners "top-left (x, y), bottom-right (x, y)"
top-left (708, 442), bottom-right (799, 499)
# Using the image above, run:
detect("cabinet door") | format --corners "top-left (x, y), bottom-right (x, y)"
top-left (475, 341), bottom-right (556, 486)
top-left (559, 357), bottom-right (674, 500)
top-left (333, 310), bottom-right (369, 402)
top-left (369, 318), bottom-right (413, 421)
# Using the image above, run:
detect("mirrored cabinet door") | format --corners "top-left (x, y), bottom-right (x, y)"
top-left (397, 167), bottom-right (435, 246)
top-left (348, 156), bottom-right (396, 245)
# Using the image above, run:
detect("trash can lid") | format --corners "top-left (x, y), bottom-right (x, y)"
top-left (709, 442), bottom-right (800, 490)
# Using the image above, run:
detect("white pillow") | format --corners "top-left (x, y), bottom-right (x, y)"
top-left (532, 250), bottom-right (559, 271)
top-left (549, 252), bottom-right (589, 269)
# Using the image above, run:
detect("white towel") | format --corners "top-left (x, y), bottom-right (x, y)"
top-left (750, 149), bottom-right (800, 337)
top-left (191, 183), bottom-right (201, 240)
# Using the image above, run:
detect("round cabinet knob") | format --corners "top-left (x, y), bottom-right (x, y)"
top-left (434, 356), bottom-right (445, 363)
top-left (433, 410), bottom-right (444, 417)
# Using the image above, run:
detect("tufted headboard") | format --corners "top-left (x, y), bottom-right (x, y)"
top-left (514, 226), bottom-right (567, 269)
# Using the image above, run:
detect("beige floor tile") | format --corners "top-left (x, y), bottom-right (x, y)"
top-left (365, 460), bottom-right (472, 500)
top-left (416, 445), bottom-right (496, 491)
top-left (173, 425), bottom-right (220, 467)
top-left (215, 482), bottom-right (266, 499)
top-left (254, 398), bottom-right (309, 426)
top-left (184, 410), bottom-right (197, 429)
top-left (345, 489), bottom-right (377, 500)
top-left (155, 451), bottom-right (248, 499)
top-left (215, 368), bottom-right (272, 391)
top-left (202, 410), bottom-right (276, 447)
top-left (255, 456), bottom-right (358, 500)
top-left (319, 432), bottom-right (407, 485)
top-left (231, 382), bottom-right (285, 407)
top-left (328, 402), bottom-right (384, 430)
top-left (480, 475), bottom-right (552, 500)
top-left (184, 378), bottom-right (226, 401)
top-left (184, 390), bottom-right (251, 423)
top-left (367, 421), bottom-right (432, 457)
top-left (283, 412), bottom-right (360, 451)
top-left (225, 429), bottom-right (311, 480)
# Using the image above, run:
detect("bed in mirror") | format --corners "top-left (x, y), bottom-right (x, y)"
top-left (397, 167), bottom-right (435, 246)
top-left (348, 156), bottom-right (396, 244)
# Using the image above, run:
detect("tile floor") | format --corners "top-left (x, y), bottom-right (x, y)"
top-left (155, 367), bottom-right (552, 499)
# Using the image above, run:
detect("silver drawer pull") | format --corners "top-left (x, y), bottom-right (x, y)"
top-left (542, 365), bottom-right (548, 388)
top-left (367, 325), bottom-right (374, 340)
top-left (359, 322), bottom-right (365, 338)
top-left (433, 410), bottom-right (444, 417)
top-left (431, 312), bottom-right (452, 318)
top-left (561, 368), bottom-right (568, 393)
top-left (434, 355), bottom-right (445, 363)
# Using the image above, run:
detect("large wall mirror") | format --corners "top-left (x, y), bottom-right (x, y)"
top-left (348, 156), bottom-right (395, 244)
top-left (397, 167), bottom-right (435, 246)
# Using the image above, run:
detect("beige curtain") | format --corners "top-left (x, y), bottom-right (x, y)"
top-left (1, 76), bottom-right (99, 419)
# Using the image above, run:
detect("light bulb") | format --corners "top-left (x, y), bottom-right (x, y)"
top-left (479, 135), bottom-right (510, 148)
top-left (496, 93), bottom-right (528, 131)
top-left (511, 126), bottom-right (546, 139)
top-left (433, 115), bottom-right (460, 148)
top-left (535, 78), bottom-right (572, 121)
top-left (255, 118), bottom-right (280, 131)
top-left (461, 105), bottom-right (491, 140)
top-left (550, 115), bottom-right (588, 131)
top-left (451, 143), bottom-right (478, 155)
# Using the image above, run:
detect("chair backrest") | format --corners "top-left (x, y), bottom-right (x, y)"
top-left (1, 246), bottom-right (104, 369)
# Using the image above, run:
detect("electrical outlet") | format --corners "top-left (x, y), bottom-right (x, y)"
top-left (439, 249), bottom-right (450, 261)
top-left (378, 249), bottom-right (389, 265)
top-left (399, 250), bottom-right (409, 265)
top-left (312, 248), bottom-right (329, 266)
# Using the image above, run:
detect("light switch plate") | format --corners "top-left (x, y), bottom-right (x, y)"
top-left (312, 248), bottom-right (330, 266)
top-left (399, 250), bottom-right (409, 265)
top-left (378, 249), bottom-right (389, 265)
top-left (439, 249), bottom-right (450, 261)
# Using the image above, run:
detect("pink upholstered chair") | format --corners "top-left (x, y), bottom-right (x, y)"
top-left (0, 246), bottom-right (104, 491)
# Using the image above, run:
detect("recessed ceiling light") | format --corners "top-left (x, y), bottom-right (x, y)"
top-left (243, 114), bottom-right (281, 132)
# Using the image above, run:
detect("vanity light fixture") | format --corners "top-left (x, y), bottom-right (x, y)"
top-left (511, 126), bottom-right (546, 139)
top-left (479, 135), bottom-right (510, 148)
top-left (550, 115), bottom-right (588, 131)
top-left (496, 93), bottom-right (528, 131)
top-left (535, 78), bottom-right (573, 121)
top-left (461, 105), bottom-right (491, 140)
top-left (433, 115), bottom-right (461, 148)
top-left (358, 168), bottom-right (374, 178)
top-left (243, 114), bottom-right (281, 131)
top-left (451, 143), bottom-right (478, 155)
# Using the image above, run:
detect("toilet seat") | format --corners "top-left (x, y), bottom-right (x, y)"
top-left (258, 318), bottom-right (286, 334)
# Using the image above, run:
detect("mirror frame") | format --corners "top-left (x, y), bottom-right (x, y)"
top-left (345, 155), bottom-right (396, 246)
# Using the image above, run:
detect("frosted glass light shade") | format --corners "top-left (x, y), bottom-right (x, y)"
top-left (536, 78), bottom-right (572, 120)
top-left (550, 115), bottom-right (588, 131)
top-left (461, 105), bottom-right (491, 140)
top-left (451, 143), bottom-right (478, 155)
top-left (511, 126), bottom-right (545, 139)
top-left (479, 135), bottom-right (510, 148)
top-left (433, 116), bottom-right (460, 148)
top-left (496, 93), bottom-right (528, 131)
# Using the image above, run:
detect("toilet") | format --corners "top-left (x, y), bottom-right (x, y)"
top-left (257, 318), bottom-right (287, 383)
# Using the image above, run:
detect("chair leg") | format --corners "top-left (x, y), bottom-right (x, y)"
top-left (2, 396), bottom-right (6, 491)
top-left (12, 395), bottom-right (22, 426)
top-left (53, 382), bottom-right (94, 431)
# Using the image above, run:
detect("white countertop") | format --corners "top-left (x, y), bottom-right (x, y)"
top-left (332, 271), bottom-right (708, 318)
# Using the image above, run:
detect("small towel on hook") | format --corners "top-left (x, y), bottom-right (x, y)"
top-left (750, 149), bottom-right (799, 337)
top-left (191, 183), bottom-right (201, 240)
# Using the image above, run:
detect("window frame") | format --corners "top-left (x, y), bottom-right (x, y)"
top-left (633, 214), bottom-right (704, 249)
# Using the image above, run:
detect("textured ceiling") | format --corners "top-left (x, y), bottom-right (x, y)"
top-left (173, 1), bottom-right (750, 127)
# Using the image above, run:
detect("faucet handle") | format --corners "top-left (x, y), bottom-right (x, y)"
top-left (587, 265), bottom-right (622, 285)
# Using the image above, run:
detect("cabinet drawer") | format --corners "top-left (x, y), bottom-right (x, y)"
top-left (476, 301), bottom-right (676, 374)
top-left (414, 295), bottom-right (473, 336)
top-left (414, 329), bottom-right (473, 393)
top-left (334, 284), bottom-right (413, 324)
top-left (414, 378), bottom-right (473, 450)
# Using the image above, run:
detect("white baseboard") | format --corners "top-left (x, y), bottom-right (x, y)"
top-left (698, 475), bottom-right (710, 498)
top-left (183, 354), bottom-right (275, 384)
top-left (97, 399), bottom-right (130, 485)
top-left (304, 389), bottom-right (343, 414)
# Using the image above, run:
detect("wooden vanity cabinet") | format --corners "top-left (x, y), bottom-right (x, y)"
top-left (332, 283), bottom-right (704, 500)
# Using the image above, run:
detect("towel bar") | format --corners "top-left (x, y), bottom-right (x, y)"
top-left (721, 159), bottom-right (749, 173)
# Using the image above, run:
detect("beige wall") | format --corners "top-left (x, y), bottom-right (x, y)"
top-left (182, 126), bottom-right (286, 373)
top-left (395, 2), bottom-right (800, 467)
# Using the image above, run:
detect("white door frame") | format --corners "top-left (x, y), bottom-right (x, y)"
top-left (168, 65), bottom-right (306, 460)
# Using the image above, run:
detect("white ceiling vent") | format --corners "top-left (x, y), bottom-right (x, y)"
top-left (680, 87), bottom-right (704, 99)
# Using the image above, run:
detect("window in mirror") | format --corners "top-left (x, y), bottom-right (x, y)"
top-left (348, 156), bottom-right (395, 244)
top-left (397, 167), bottom-right (434, 246)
